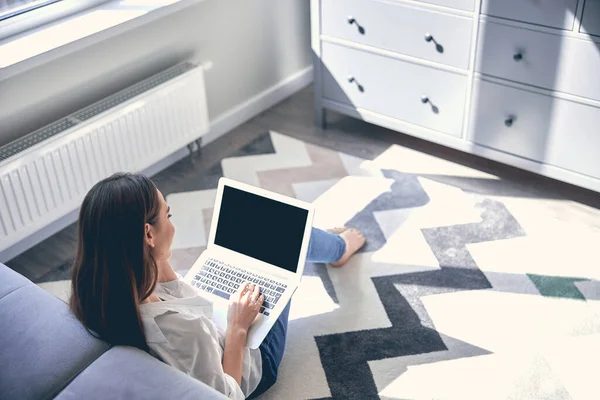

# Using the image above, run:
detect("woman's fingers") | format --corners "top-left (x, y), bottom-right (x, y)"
top-left (236, 282), bottom-right (250, 299)
top-left (238, 283), bottom-right (264, 310)
top-left (241, 283), bottom-right (255, 300)
top-left (250, 284), bottom-right (260, 303)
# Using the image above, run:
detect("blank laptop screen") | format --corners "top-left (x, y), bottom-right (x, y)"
top-left (214, 185), bottom-right (309, 273)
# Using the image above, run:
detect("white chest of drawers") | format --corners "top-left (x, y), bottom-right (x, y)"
top-left (321, 0), bottom-right (474, 69)
top-left (312, 0), bottom-right (600, 193)
top-left (322, 42), bottom-right (469, 136)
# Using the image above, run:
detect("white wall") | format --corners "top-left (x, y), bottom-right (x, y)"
top-left (0, 0), bottom-right (312, 146)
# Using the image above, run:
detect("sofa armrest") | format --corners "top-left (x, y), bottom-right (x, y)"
top-left (0, 264), bottom-right (111, 400)
top-left (55, 346), bottom-right (228, 399)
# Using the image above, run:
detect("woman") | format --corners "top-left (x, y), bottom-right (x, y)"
top-left (70, 173), bottom-right (365, 399)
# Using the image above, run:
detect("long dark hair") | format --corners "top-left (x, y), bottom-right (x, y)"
top-left (70, 172), bottom-right (160, 351)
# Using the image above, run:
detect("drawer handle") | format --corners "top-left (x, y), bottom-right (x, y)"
top-left (348, 75), bottom-right (364, 92)
top-left (421, 95), bottom-right (439, 114)
top-left (347, 16), bottom-right (365, 34)
top-left (424, 33), bottom-right (444, 53)
top-left (513, 52), bottom-right (523, 62)
top-left (505, 115), bottom-right (516, 127)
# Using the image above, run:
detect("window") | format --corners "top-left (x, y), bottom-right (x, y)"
top-left (0, 0), bottom-right (109, 40)
top-left (0, 1), bottom-right (61, 21)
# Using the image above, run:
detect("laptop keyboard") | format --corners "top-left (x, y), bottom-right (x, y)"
top-left (191, 258), bottom-right (287, 317)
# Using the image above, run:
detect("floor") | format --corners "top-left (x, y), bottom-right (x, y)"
top-left (6, 84), bottom-right (600, 282)
top-left (6, 85), bottom-right (600, 399)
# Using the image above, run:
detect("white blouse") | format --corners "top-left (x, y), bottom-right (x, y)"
top-left (140, 278), bottom-right (262, 399)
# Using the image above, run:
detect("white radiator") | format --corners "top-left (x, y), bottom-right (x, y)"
top-left (0, 62), bottom-right (209, 259)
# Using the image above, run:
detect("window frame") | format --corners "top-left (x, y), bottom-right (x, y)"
top-left (0, 0), bottom-right (111, 40)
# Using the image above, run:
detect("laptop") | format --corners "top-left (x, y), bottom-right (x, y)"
top-left (184, 177), bottom-right (314, 349)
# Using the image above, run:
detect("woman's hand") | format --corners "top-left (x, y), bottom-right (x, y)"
top-left (223, 282), bottom-right (263, 385)
top-left (227, 282), bottom-right (264, 335)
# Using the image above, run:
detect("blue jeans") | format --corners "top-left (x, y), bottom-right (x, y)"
top-left (247, 228), bottom-right (345, 398)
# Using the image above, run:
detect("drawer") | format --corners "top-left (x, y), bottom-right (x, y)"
top-left (476, 21), bottom-right (600, 101)
top-left (581, 0), bottom-right (600, 36)
top-left (412, 0), bottom-right (475, 11)
top-left (481, 0), bottom-right (578, 30)
top-left (469, 79), bottom-right (600, 179)
top-left (321, 0), bottom-right (473, 69)
top-left (321, 42), bottom-right (468, 137)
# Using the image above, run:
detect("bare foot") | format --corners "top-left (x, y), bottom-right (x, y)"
top-left (327, 227), bottom-right (347, 235)
top-left (328, 227), bottom-right (366, 267)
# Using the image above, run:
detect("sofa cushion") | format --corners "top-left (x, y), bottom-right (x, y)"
top-left (0, 265), bottom-right (110, 400)
top-left (0, 262), bottom-right (31, 298)
top-left (55, 346), bottom-right (226, 399)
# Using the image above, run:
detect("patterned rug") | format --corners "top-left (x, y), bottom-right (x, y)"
top-left (42, 131), bottom-right (600, 399)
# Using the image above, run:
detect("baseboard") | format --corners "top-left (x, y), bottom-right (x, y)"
top-left (0, 66), bottom-right (314, 263)
top-left (202, 65), bottom-right (314, 146)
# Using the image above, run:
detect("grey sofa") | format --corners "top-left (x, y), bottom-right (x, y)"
top-left (0, 263), bottom-right (226, 399)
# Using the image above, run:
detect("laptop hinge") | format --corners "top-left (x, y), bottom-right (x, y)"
top-left (207, 245), bottom-right (298, 282)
